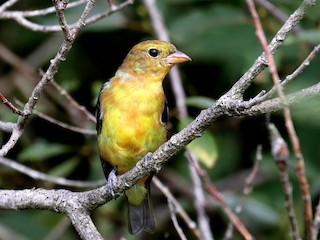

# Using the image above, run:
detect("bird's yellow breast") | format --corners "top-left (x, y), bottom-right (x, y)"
top-left (98, 76), bottom-right (166, 174)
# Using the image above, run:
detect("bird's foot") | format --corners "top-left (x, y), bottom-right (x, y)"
top-left (107, 167), bottom-right (117, 197)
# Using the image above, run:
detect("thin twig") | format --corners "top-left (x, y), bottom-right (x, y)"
top-left (153, 177), bottom-right (202, 239)
top-left (0, 93), bottom-right (29, 116)
top-left (224, 145), bottom-right (262, 240)
top-left (0, 0), bottom-right (20, 14)
top-left (53, 0), bottom-right (71, 39)
top-left (32, 108), bottom-right (96, 135)
top-left (246, 1), bottom-right (313, 239)
top-left (258, 43), bottom-right (320, 102)
top-left (283, 43), bottom-right (320, 87)
top-left (16, 99), bottom-right (95, 135)
top-left (186, 152), bottom-right (214, 240)
top-left (0, 156), bottom-right (105, 188)
top-left (0, 0), bottom-right (85, 17)
top-left (268, 123), bottom-right (301, 240)
top-left (14, 0), bottom-right (86, 17)
top-left (255, 0), bottom-right (302, 34)
top-left (190, 161), bottom-right (253, 240)
top-left (51, 80), bottom-right (96, 123)
top-left (168, 199), bottom-right (188, 240)
top-left (237, 145), bottom-right (262, 213)
top-left (312, 197), bottom-right (320, 240)
top-left (77, 0), bottom-right (134, 28)
top-left (0, 0), bottom-right (134, 32)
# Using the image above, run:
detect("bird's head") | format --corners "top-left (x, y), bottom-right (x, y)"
top-left (117, 40), bottom-right (191, 78)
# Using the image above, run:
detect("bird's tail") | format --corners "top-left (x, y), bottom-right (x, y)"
top-left (127, 190), bottom-right (156, 234)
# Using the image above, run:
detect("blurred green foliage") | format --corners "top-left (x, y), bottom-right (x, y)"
top-left (0, 0), bottom-right (320, 239)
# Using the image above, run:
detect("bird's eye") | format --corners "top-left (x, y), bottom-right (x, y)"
top-left (148, 48), bottom-right (160, 57)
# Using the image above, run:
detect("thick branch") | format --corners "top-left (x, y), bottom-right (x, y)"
top-left (0, 188), bottom-right (103, 240)
top-left (67, 210), bottom-right (103, 240)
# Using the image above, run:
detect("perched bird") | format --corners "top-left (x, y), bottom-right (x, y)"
top-left (96, 40), bottom-right (191, 234)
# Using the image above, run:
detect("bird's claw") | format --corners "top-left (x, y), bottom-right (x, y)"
top-left (107, 168), bottom-right (117, 197)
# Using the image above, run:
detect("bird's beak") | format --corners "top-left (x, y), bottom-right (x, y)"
top-left (164, 50), bottom-right (192, 64)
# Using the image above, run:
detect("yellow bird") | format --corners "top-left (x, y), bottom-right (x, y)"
top-left (96, 40), bottom-right (191, 234)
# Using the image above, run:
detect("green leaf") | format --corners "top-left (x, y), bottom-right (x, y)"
top-left (18, 141), bottom-right (69, 162)
top-left (185, 96), bottom-right (215, 109)
top-left (179, 117), bottom-right (218, 168)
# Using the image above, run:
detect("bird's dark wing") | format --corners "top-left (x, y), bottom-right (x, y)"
top-left (161, 96), bottom-right (169, 129)
top-left (95, 81), bottom-right (110, 135)
top-left (96, 80), bottom-right (114, 178)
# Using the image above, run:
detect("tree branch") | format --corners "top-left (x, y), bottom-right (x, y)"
top-left (186, 152), bottom-right (214, 240)
top-left (0, 93), bottom-right (29, 116)
top-left (224, 145), bottom-right (262, 240)
top-left (247, 1), bottom-right (313, 236)
top-left (0, 0), bottom-right (91, 157)
top-left (268, 123), bottom-right (301, 240)
top-left (0, 0), bottom-right (134, 32)
top-left (153, 177), bottom-right (202, 239)
top-left (219, 0), bottom-right (316, 105)
top-left (0, 156), bottom-right (105, 188)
